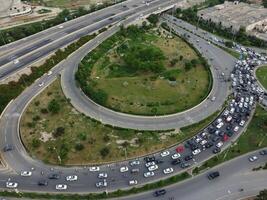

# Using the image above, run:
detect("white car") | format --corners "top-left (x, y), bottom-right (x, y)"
top-left (163, 167), bottom-right (174, 174)
top-left (248, 155), bottom-right (258, 162)
top-left (47, 71), bottom-right (53, 76)
top-left (223, 110), bottom-right (229, 116)
top-left (89, 166), bottom-right (100, 172)
top-left (98, 173), bottom-right (108, 178)
top-left (144, 171), bottom-right (154, 178)
top-left (58, 25), bottom-right (64, 29)
top-left (20, 171), bottom-right (32, 177)
top-left (56, 184), bottom-right (67, 190)
top-left (216, 122), bottom-right (224, 129)
top-left (130, 160), bottom-right (140, 166)
top-left (13, 59), bottom-right (19, 64)
top-left (226, 116), bottom-right (232, 122)
top-left (239, 120), bottom-right (245, 127)
top-left (6, 182), bottom-right (18, 188)
top-left (145, 161), bottom-right (155, 168)
top-left (38, 82), bottom-right (44, 87)
top-left (96, 180), bottom-right (107, 188)
top-left (148, 165), bottom-right (158, 172)
top-left (234, 126), bottom-right (239, 132)
top-left (171, 153), bottom-right (181, 160)
top-left (200, 140), bottom-right (207, 145)
top-left (120, 166), bottom-right (128, 173)
top-left (129, 180), bottom-right (138, 185)
top-left (216, 141), bottom-right (223, 148)
top-left (66, 175), bottom-right (78, 181)
top-left (192, 149), bottom-right (201, 155)
top-left (160, 151), bottom-right (170, 157)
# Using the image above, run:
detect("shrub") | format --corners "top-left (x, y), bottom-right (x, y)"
top-left (48, 99), bottom-right (60, 114)
top-left (75, 143), bottom-right (84, 151)
top-left (100, 147), bottom-right (110, 157)
top-left (53, 127), bottom-right (65, 137)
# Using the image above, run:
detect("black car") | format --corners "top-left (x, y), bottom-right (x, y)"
top-left (226, 131), bottom-right (234, 137)
top-left (259, 149), bottom-right (267, 155)
top-left (171, 158), bottom-right (181, 165)
top-left (155, 159), bottom-right (164, 164)
top-left (204, 141), bottom-right (213, 148)
top-left (212, 147), bottom-right (221, 154)
top-left (38, 180), bottom-right (48, 186)
top-left (3, 144), bottom-right (13, 152)
top-left (154, 189), bottom-right (166, 197)
top-left (180, 162), bottom-right (191, 169)
top-left (208, 171), bottom-right (220, 180)
top-left (48, 173), bottom-right (60, 180)
top-left (184, 155), bottom-right (193, 161)
top-left (144, 156), bottom-right (155, 163)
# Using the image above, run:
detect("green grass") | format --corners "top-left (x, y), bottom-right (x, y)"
top-left (78, 26), bottom-right (211, 116)
top-left (20, 77), bottom-right (218, 165)
top-left (193, 105), bottom-right (267, 174)
top-left (256, 66), bottom-right (267, 90)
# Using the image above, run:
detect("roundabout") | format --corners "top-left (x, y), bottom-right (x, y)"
top-left (0, 2), bottom-right (267, 199)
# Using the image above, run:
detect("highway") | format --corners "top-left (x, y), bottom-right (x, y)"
top-left (0, 0), bottom-right (176, 81)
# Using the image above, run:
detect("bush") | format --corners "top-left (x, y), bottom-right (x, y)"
top-left (53, 127), bottom-right (65, 137)
top-left (48, 99), bottom-right (60, 114)
top-left (147, 14), bottom-right (159, 25)
top-left (75, 143), bottom-right (84, 151)
top-left (100, 147), bottom-right (110, 157)
top-left (31, 138), bottom-right (41, 148)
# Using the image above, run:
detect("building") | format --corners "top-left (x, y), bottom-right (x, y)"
top-left (197, 1), bottom-right (267, 33)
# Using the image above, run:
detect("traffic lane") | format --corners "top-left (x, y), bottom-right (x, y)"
top-left (0, 0), bottom-right (145, 54)
top-left (121, 153), bottom-right (267, 200)
top-left (0, 0), bottom-right (161, 66)
top-left (0, 0), bottom-right (174, 80)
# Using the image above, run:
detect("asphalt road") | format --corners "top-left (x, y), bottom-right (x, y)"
top-left (120, 150), bottom-right (267, 200)
top-left (0, 0), bottom-right (175, 81)
top-left (60, 14), bottom-right (236, 130)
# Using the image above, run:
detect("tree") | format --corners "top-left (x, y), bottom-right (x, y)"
top-left (147, 14), bottom-right (159, 25)
top-left (225, 41), bottom-right (233, 48)
top-left (263, 0), bottom-right (267, 8)
top-left (48, 99), bottom-right (60, 114)
top-left (100, 147), bottom-right (110, 157)
top-left (75, 143), bottom-right (84, 151)
top-left (53, 127), bottom-right (65, 137)
top-left (255, 189), bottom-right (267, 200)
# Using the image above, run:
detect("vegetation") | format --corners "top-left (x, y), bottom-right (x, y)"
top-left (193, 105), bottom-right (267, 174)
top-left (256, 189), bottom-right (267, 199)
top-left (0, 172), bottom-right (190, 199)
top-left (76, 25), bottom-right (211, 115)
top-left (175, 6), bottom-right (267, 48)
top-left (0, 33), bottom-right (96, 115)
top-left (20, 77), bottom-right (219, 165)
top-left (256, 66), bottom-right (267, 90)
